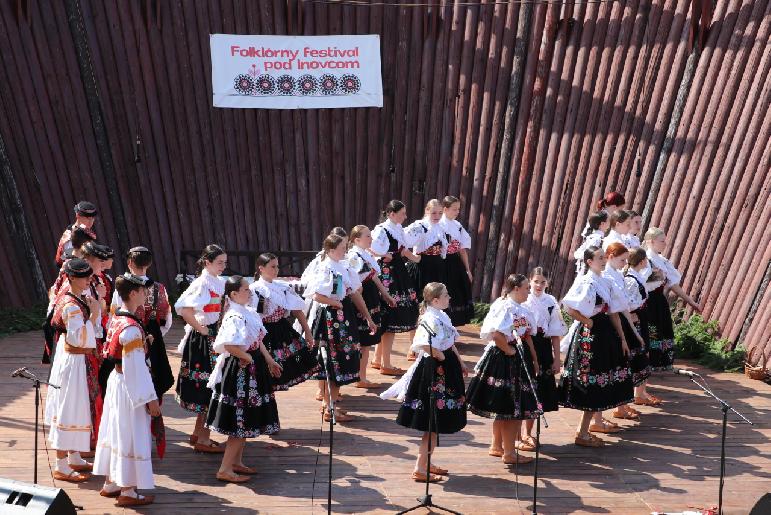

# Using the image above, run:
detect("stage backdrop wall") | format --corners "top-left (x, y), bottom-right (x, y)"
top-left (0, 0), bottom-right (768, 365)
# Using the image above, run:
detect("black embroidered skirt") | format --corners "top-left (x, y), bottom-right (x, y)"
top-left (263, 317), bottom-right (320, 390)
top-left (623, 313), bottom-right (651, 386)
top-left (357, 278), bottom-right (382, 347)
top-left (175, 322), bottom-right (217, 413)
top-left (312, 298), bottom-right (362, 386)
top-left (444, 252), bottom-right (474, 326)
top-left (206, 350), bottom-right (280, 438)
top-left (378, 254), bottom-right (419, 333)
top-left (531, 331), bottom-right (560, 413)
top-left (558, 313), bottom-right (634, 411)
top-left (646, 287), bottom-right (675, 371)
top-left (396, 351), bottom-right (467, 434)
top-left (466, 344), bottom-right (540, 420)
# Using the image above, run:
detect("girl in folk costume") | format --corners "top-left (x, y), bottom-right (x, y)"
top-left (346, 226), bottom-right (396, 388)
top-left (602, 210), bottom-right (633, 251)
top-left (574, 212), bottom-right (609, 276)
top-left (440, 196), bottom-right (475, 326)
top-left (370, 200), bottom-right (421, 376)
top-left (380, 283), bottom-right (468, 483)
top-left (250, 253), bottom-right (319, 390)
top-left (94, 274), bottom-right (159, 507)
top-left (519, 267), bottom-right (566, 451)
top-left (579, 191), bottom-right (625, 238)
top-left (624, 247), bottom-right (660, 406)
top-left (559, 247), bottom-right (634, 447)
top-left (404, 199), bottom-right (449, 361)
top-left (55, 201), bottom-right (98, 267)
top-left (643, 228), bottom-right (701, 374)
top-left (602, 243), bottom-right (648, 423)
top-left (44, 258), bottom-right (100, 483)
top-left (107, 247), bottom-right (174, 458)
top-left (623, 210), bottom-right (643, 248)
top-left (206, 277), bottom-right (282, 483)
top-left (405, 199), bottom-right (449, 301)
top-left (304, 234), bottom-right (377, 422)
top-left (466, 274), bottom-right (540, 466)
top-left (174, 244), bottom-right (227, 453)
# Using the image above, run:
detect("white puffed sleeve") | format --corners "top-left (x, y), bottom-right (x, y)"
top-left (300, 255), bottom-right (322, 286)
top-left (280, 283), bottom-right (307, 311)
top-left (370, 225), bottom-right (390, 255)
top-left (661, 258), bottom-right (682, 287)
top-left (410, 319), bottom-right (435, 350)
top-left (120, 325), bottom-right (157, 408)
top-left (405, 220), bottom-right (426, 250)
top-left (480, 298), bottom-right (514, 341)
top-left (174, 278), bottom-right (208, 314)
top-left (303, 267), bottom-right (336, 299)
top-left (624, 276), bottom-right (645, 311)
top-left (561, 278), bottom-right (596, 319)
top-left (212, 312), bottom-right (249, 354)
top-left (458, 223), bottom-right (472, 249)
top-left (63, 303), bottom-right (96, 349)
top-left (544, 296), bottom-right (567, 337)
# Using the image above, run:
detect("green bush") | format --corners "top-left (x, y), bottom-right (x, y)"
top-left (672, 310), bottom-right (745, 372)
top-left (470, 302), bottom-right (490, 325)
top-left (0, 304), bottom-right (47, 338)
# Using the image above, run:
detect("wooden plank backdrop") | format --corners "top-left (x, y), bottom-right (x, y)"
top-left (0, 0), bottom-right (768, 364)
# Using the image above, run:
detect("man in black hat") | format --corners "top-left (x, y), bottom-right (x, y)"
top-left (55, 201), bottom-right (98, 266)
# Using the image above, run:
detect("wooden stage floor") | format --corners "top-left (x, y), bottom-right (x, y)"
top-left (1, 326), bottom-right (769, 514)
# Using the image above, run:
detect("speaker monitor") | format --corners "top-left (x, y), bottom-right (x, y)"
top-left (0, 477), bottom-right (76, 514)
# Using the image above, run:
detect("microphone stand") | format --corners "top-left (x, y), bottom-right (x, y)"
top-left (398, 322), bottom-right (461, 515)
top-left (513, 333), bottom-right (547, 515)
top-left (319, 340), bottom-right (335, 515)
top-left (683, 372), bottom-right (752, 515)
top-left (12, 368), bottom-right (60, 484)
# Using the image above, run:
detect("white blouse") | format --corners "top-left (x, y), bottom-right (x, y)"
top-left (174, 269), bottom-right (225, 326)
top-left (208, 302), bottom-right (266, 388)
top-left (61, 301), bottom-right (97, 350)
top-left (622, 234), bottom-right (642, 248)
top-left (523, 293), bottom-right (567, 337)
top-left (303, 258), bottom-right (360, 301)
top-left (602, 265), bottom-right (632, 313)
top-left (405, 219), bottom-right (448, 257)
top-left (250, 277), bottom-right (305, 318)
top-left (646, 249), bottom-right (682, 288)
top-left (480, 297), bottom-right (535, 343)
top-left (562, 271), bottom-right (612, 318)
top-left (371, 220), bottom-right (410, 255)
top-left (410, 307), bottom-right (459, 353)
top-left (346, 246), bottom-right (381, 280)
top-left (624, 269), bottom-right (648, 311)
top-left (439, 215), bottom-right (472, 249)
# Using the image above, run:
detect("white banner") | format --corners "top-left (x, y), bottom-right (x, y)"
top-left (210, 34), bottom-right (383, 109)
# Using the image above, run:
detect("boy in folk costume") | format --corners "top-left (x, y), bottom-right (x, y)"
top-left (44, 258), bottom-right (100, 483)
top-left (55, 201), bottom-right (98, 267)
top-left (94, 273), bottom-right (160, 507)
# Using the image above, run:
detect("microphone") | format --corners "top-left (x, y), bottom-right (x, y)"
top-left (673, 367), bottom-right (699, 378)
top-left (11, 367), bottom-right (28, 378)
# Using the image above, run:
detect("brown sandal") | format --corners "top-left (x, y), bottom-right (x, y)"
top-left (503, 453), bottom-right (534, 465)
top-left (612, 409), bottom-right (639, 420)
top-left (99, 488), bottom-right (121, 498)
top-left (575, 433), bottom-right (604, 448)
top-left (411, 471), bottom-right (444, 483)
top-left (589, 423), bottom-right (621, 434)
top-left (353, 380), bottom-right (379, 389)
top-left (69, 462), bottom-right (93, 473)
top-left (116, 494), bottom-right (155, 507)
top-left (194, 441), bottom-right (226, 454)
top-left (635, 396), bottom-right (662, 406)
top-left (407, 352), bottom-right (417, 362)
top-left (53, 469), bottom-right (91, 483)
top-left (233, 464), bottom-right (257, 475)
top-left (380, 366), bottom-right (406, 376)
top-left (216, 471), bottom-right (249, 483)
top-left (488, 447), bottom-right (504, 457)
top-left (370, 361), bottom-right (382, 370)
top-left (429, 464), bottom-right (449, 475)
top-left (516, 437), bottom-right (537, 451)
